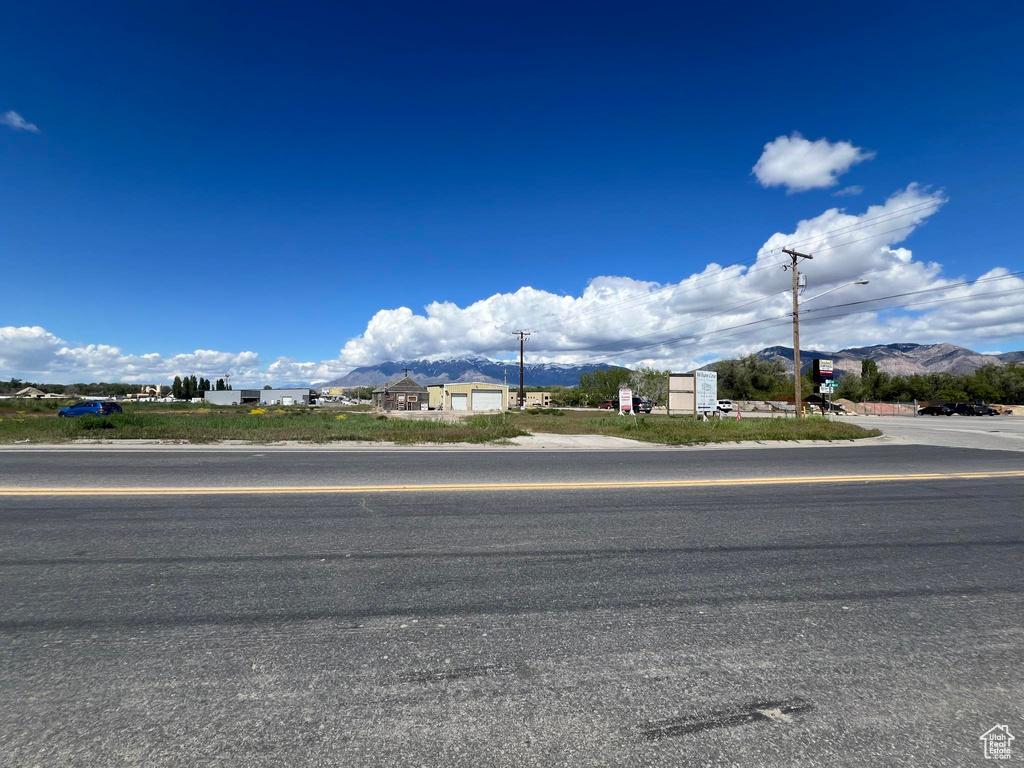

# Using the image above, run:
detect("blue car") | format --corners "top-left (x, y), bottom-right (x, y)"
top-left (57, 401), bottom-right (123, 418)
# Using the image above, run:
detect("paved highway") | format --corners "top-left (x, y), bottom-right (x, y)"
top-left (0, 443), bottom-right (1021, 488)
top-left (1, 446), bottom-right (1021, 766)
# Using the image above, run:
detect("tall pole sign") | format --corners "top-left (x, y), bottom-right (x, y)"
top-left (812, 359), bottom-right (835, 414)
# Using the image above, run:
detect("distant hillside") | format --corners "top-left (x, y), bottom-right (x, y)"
top-left (318, 356), bottom-right (624, 388)
top-left (753, 342), bottom-right (1022, 376)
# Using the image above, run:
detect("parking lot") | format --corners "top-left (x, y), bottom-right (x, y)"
top-left (845, 413), bottom-right (1024, 452)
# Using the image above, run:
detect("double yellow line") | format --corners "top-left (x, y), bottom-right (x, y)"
top-left (0, 470), bottom-right (1021, 496)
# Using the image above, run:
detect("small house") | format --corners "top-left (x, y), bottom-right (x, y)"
top-left (372, 376), bottom-right (429, 411)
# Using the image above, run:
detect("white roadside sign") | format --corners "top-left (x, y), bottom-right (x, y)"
top-left (694, 370), bottom-right (718, 412)
top-left (618, 387), bottom-right (632, 413)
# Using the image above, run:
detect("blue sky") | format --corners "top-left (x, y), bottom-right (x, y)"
top-left (2, 1), bottom-right (1023, 383)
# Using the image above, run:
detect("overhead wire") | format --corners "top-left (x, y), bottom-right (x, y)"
top-left (547, 272), bottom-right (1024, 365)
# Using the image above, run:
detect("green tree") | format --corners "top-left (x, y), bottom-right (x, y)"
top-left (171, 376), bottom-right (183, 399)
top-left (263, 384), bottom-right (272, 390)
top-left (714, 355), bottom-right (789, 400)
top-left (629, 367), bottom-right (669, 404)
top-left (577, 368), bottom-right (633, 405)
top-left (860, 359), bottom-right (879, 400)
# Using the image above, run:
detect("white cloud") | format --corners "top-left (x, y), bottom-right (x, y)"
top-left (3, 185), bottom-right (1022, 384)
top-left (753, 132), bottom-right (874, 192)
top-left (833, 185), bottom-right (863, 197)
top-left (1, 110), bottom-right (39, 133)
top-left (330, 184), bottom-right (1022, 372)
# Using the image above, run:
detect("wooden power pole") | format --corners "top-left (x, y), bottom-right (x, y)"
top-left (512, 330), bottom-right (530, 410)
top-left (781, 248), bottom-right (812, 418)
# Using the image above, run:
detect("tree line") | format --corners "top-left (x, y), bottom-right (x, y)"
top-left (170, 375), bottom-right (229, 399)
top-left (562, 356), bottom-right (1024, 406)
top-left (0, 378), bottom-right (149, 397)
top-left (711, 355), bottom-right (1024, 404)
top-left (835, 360), bottom-right (1024, 404)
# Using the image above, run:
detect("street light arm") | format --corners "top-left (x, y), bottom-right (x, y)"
top-left (799, 280), bottom-right (869, 306)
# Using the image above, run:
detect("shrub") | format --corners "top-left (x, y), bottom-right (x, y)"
top-left (78, 416), bottom-right (115, 430)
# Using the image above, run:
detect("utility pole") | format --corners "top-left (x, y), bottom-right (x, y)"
top-left (512, 330), bottom-right (530, 410)
top-left (781, 248), bottom-right (813, 419)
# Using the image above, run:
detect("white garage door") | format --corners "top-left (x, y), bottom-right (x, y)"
top-left (471, 390), bottom-right (502, 411)
top-left (451, 393), bottom-right (468, 411)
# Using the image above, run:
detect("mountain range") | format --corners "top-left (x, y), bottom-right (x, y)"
top-left (315, 343), bottom-right (1022, 388)
top-left (318, 357), bottom-right (622, 388)
top-left (752, 342), bottom-right (1022, 377)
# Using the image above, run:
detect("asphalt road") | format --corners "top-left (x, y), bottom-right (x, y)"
top-left (0, 443), bottom-right (1022, 488)
top-left (1, 448), bottom-right (1022, 766)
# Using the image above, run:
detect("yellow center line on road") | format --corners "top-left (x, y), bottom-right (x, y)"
top-left (0, 470), bottom-right (1022, 496)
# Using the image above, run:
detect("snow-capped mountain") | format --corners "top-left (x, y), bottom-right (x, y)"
top-left (753, 342), bottom-right (1021, 377)
top-left (317, 356), bottom-right (623, 388)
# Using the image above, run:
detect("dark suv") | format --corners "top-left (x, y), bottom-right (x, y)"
top-left (948, 403), bottom-right (979, 416)
top-left (632, 397), bottom-right (653, 414)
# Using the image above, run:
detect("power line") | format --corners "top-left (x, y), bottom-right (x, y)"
top-left (467, 186), bottom-right (1021, 358)
top-left (525, 197), bottom-right (954, 336)
top-left (550, 273), bottom-right (1024, 366)
top-left (606, 285), bottom-right (1024, 365)
top-left (539, 185), bottom-right (1024, 335)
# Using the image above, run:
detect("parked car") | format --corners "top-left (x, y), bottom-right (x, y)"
top-left (57, 401), bottom-right (123, 418)
top-left (918, 404), bottom-right (953, 416)
top-left (973, 405), bottom-right (1000, 416)
top-left (598, 397), bottom-right (653, 413)
top-left (716, 399), bottom-right (735, 413)
top-left (632, 397), bottom-right (653, 414)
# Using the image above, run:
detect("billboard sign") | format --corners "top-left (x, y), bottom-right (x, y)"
top-left (813, 359), bottom-right (835, 394)
top-left (694, 370), bottom-right (718, 412)
top-left (618, 387), bottom-right (632, 413)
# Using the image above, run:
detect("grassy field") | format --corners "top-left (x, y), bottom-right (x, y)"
top-left (0, 401), bottom-right (524, 444)
top-left (508, 408), bottom-right (880, 444)
top-left (0, 400), bottom-right (880, 444)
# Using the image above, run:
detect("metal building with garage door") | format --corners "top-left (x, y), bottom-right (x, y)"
top-left (427, 382), bottom-right (509, 411)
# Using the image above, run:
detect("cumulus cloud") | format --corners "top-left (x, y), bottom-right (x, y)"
top-left (833, 185), bottom-right (863, 197)
top-left (3, 185), bottom-right (1022, 384)
top-left (753, 132), bottom-right (874, 192)
top-left (330, 183), bottom-right (1022, 372)
top-left (0, 326), bottom-right (301, 386)
top-left (1, 110), bottom-right (39, 133)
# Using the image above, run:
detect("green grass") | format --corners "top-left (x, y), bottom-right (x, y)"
top-left (508, 409), bottom-right (880, 444)
top-left (0, 405), bottom-right (526, 444)
top-left (0, 402), bottom-right (879, 445)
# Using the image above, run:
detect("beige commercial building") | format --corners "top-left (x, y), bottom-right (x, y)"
top-left (427, 382), bottom-right (509, 411)
top-left (510, 391), bottom-right (552, 408)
